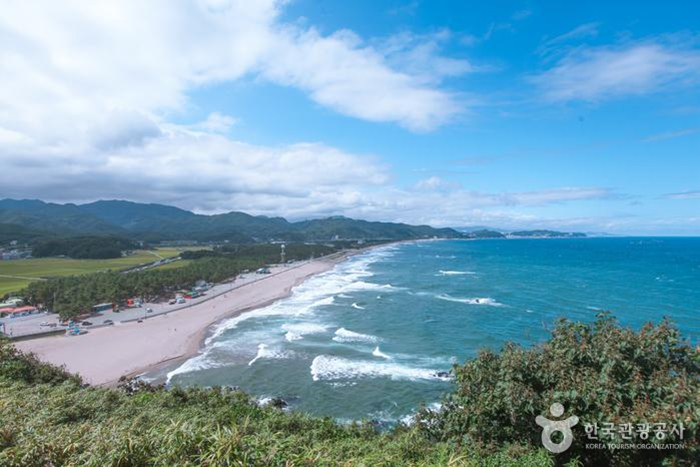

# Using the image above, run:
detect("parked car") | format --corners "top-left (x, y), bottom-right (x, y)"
top-left (168, 299), bottom-right (176, 305)
top-left (82, 321), bottom-right (93, 326)
top-left (39, 321), bottom-right (50, 326)
top-left (146, 308), bottom-right (153, 313)
top-left (104, 320), bottom-right (114, 325)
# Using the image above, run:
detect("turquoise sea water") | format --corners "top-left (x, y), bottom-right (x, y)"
top-left (162, 238), bottom-right (700, 423)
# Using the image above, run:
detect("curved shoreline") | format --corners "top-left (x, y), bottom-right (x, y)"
top-left (149, 242), bottom-right (414, 384)
top-left (125, 264), bottom-right (333, 385)
top-left (14, 243), bottom-right (415, 386)
top-left (14, 252), bottom-right (353, 386)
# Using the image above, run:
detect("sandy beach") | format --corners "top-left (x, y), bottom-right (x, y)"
top-left (14, 253), bottom-right (350, 386)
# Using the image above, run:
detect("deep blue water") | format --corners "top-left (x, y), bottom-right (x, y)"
top-left (161, 238), bottom-right (700, 423)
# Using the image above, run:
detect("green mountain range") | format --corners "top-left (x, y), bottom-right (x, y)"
top-left (0, 199), bottom-right (462, 243)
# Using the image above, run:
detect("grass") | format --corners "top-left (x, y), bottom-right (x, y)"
top-left (0, 278), bottom-right (33, 297)
top-left (0, 378), bottom-right (552, 466)
top-left (0, 248), bottom-right (182, 296)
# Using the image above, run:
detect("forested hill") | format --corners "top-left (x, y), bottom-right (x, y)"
top-left (0, 199), bottom-right (461, 242)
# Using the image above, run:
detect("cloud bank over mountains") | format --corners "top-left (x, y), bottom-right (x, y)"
top-left (0, 1), bottom-right (696, 233)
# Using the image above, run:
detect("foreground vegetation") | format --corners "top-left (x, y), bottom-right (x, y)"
top-left (0, 338), bottom-right (548, 466)
top-left (419, 313), bottom-right (699, 465)
top-left (1, 314), bottom-right (697, 465)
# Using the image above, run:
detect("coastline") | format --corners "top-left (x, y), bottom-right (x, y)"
top-left (117, 259), bottom-right (336, 385)
top-left (13, 242), bottom-right (406, 386)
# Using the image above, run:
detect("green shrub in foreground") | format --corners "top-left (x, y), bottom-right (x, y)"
top-left (3, 313), bottom-right (699, 465)
top-left (0, 338), bottom-right (550, 466)
top-left (418, 313), bottom-right (700, 465)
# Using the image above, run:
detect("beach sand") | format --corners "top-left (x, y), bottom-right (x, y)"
top-left (14, 254), bottom-right (348, 386)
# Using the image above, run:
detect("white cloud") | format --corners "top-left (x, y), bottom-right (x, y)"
top-left (89, 110), bottom-right (163, 150)
top-left (508, 187), bottom-right (614, 205)
top-left (536, 22), bottom-right (600, 57)
top-left (414, 176), bottom-right (445, 190)
top-left (190, 113), bottom-right (238, 134)
top-left (0, 0), bottom-right (633, 231)
top-left (305, 185), bottom-right (617, 227)
top-left (377, 30), bottom-right (484, 82)
top-left (262, 27), bottom-right (468, 131)
top-left (643, 127), bottom-right (700, 143)
top-left (1, 126), bottom-right (388, 213)
top-left (664, 191), bottom-right (700, 200)
top-left (532, 39), bottom-right (700, 102)
top-left (0, 0), bottom-right (468, 140)
top-left (0, 0), bottom-right (478, 219)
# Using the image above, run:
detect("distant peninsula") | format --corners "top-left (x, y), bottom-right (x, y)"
top-left (461, 228), bottom-right (587, 239)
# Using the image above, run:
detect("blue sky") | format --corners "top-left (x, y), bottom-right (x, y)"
top-left (1, 1), bottom-right (698, 234)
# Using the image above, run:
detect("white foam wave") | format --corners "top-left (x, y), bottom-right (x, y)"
top-left (400, 402), bottom-right (443, 426)
top-left (310, 355), bottom-right (445, 382)
top-left (351, 302), bottom-right (365, 310)
top-left (257, 396), bottom-right (274, 406)
top-left (177, 244), bottom-right (401, 379)
top-left (282, 322), bottom-right (328, 342)
top-left (207, 295), bottom-right (334, 344)
top-left (248, 343), bottom-right (290, 366)
top-left (284, 332), bottom-right (301, 342)
top-left (207, 247), bottom-right (397, 345)
top-left (342, 281), bottom-right (397, 293)
top-left (166, 351), bottom-right (217, 383)
top-left (437, 270), bottom-right (475, 276)
top-left (372, 346), bottom-right (391, 359)
top-left (332, 327), bottom-right (379, 343)
top-left (166, 338), bottom-right (245, 383)
top-left (437, 294), bottom-right (503, 306)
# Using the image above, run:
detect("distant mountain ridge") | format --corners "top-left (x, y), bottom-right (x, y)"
top-left (0, 199), bottom-right (461, 243)
top-left (458, 226), bottom-right (588, 239)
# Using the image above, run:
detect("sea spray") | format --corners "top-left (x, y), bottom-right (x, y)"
top-left (437, 270), bottom-right (475, 276)
top-left (332, 327), bottom-right (379, 343)
top-left (282, 323), bottom-right (329, 342)
top-left (436, 294), bottom-right (503, 306)
top-left (248, 344), bottom-right (291, 366)
top-left (372, 346), bottom-right (391, 359)
top-left (310, 355), bottom-right (446, 382)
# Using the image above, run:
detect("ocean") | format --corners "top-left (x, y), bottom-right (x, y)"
top-left (159, 238), bottom-right (700, 424)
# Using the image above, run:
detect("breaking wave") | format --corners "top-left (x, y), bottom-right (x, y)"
top-left (436, 270), bottom-right (475, 276)
top-left (332, 327), bottom-right (379, 343)
top-left (248, 343), bottom-right (291, 366)
top-left (436, 294), bottom-right (503, 306)
top-left (282, 322), bottom-right (329, 342)
top-left (310, 355), bottom-right (446, 382)
top-left (372, 346), bottom-right (391, 359)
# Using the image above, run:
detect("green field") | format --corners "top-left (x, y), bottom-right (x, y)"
top-left (0, 248), bottom-right (182, 296)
